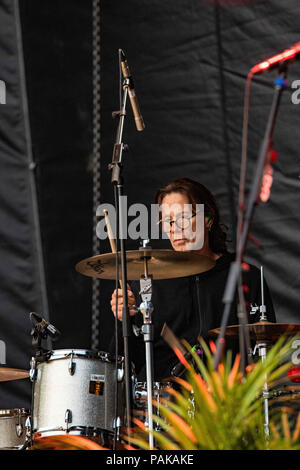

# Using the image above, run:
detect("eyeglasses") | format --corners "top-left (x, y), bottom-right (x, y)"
top-left (158, 210), bottom-right (202, 232)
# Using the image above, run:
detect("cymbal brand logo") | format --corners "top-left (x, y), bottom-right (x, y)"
top-left (291, 80), bottom-right (300, 104)
top-left (0, 80), bottom-right (6, 105)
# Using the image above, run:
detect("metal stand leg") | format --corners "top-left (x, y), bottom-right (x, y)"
top-left (138, 242), bottom-right (155, 449)
top-left (142, 324), bottom-right (154, 449)
top-left (253, 341), bottom-right (270, 439)
top-left (258, 342), bottom-right (270, 438)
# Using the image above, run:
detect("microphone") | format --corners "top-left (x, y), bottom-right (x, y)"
top-left (251, 42), bottom-right (300, 75)
top-left (119, 49), bottom-right (145, 131)
top-left (171, 345), bottom-right (203, 378)
top-left (30, 312), bottom-right (61, 341)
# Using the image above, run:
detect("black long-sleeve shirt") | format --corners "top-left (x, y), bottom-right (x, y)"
top-left (110, 252), bottom-right (276, 381)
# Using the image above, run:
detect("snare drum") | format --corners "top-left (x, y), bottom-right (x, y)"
top-left (134, 381), bottom-right (173, 431)
top-left (0, 409), bottom-right (30, 450)
top-left (32, 349), bottom-right (126, 440)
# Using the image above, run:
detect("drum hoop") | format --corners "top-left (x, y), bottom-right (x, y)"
top-left (43, 349), bottom-right (124, 363)
top-left (0, 408), bottom-right (30, 418)
top-left (135, 381), bottom-right (172, 389)
top-left (33, 426), bottom-right (114, 438)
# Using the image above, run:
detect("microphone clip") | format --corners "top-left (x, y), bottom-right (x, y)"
top-left (30, 312), bottom-right (61, 354)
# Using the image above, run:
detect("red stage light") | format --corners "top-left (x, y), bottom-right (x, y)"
top-left (251, 42), bottom-right (300, 75)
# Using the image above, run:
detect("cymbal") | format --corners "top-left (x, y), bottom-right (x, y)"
top-left (0, 368), bottom-right (29, 382)
top-left (75, 249), bottom-right (216, 281)
top-left (209, 321), bottom-right (300, 340)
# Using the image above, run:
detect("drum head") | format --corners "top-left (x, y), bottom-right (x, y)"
top-left (44, 349), bottom-right (124, 364)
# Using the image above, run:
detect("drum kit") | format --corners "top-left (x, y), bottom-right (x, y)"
top-left (0, 247), bottom-right (299, 450)
top-left (1, 45), bottom-right (299, 450)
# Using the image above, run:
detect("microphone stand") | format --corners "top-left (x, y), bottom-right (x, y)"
top-left (109, 75), bottom-right (133, 438)
top-left (213, 69), bottom-right (287, 370)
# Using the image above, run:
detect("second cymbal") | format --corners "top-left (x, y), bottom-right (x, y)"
top-left (75, 249), bottom-right (216, 281)
top-left (209, 321), bottom-right (300, 341)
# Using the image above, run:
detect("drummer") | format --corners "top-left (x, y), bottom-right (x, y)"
top-left (110, 177), bottom-right (276, 381)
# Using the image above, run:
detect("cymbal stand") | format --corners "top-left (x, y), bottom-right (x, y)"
top-left (138, 241), bottom-right (155, 449)
top-left (259, 266), bottom-right (267, 322)
top-left (252, 267), bottom-right (270, 438)
top-left (214, 69), bottom-right (287, 370)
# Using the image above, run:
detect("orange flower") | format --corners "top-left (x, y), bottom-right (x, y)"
top-left (173, 376), bottom-right (193, 392)
top-left (32, 435), bottom-right (107, 450)
top-left (228, 353), bottom-right (240, 389)
top-left (209, 340), bottom-right (216, 354)
top-left (245, 363), bottom-right (257, 374)
top-left (173, 347), bottom-right (192, 371)
top-left (167, 412), bottom-right (197, 444)
top-left (194, 373), bottom-right (217, 411)
top-left (166, 386), bottom-right (185, 402)
top-left (123, 444), bottom-right (137, 450)
top-left (133, 417), bottom-right (147, 430)
top-left (212, 370), bottom-right (225, 399)
top-left (218, 363), bottom-right (225, 377)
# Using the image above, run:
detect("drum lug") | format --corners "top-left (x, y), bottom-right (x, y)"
top-left (16, 423), bottom-right (23, 438)
top-left (29, 357), bottom-right (37, 382)
top-left (113, 417), bottom-right (121, 440)
top-left (117, 368), bottom-right (124, 382)
top-left (15, 410), bottom-right (24, 437)
top-left (68, 353), bottom-right (76, 375)
top-left (25, 417), bottom-right (32, 439)
top-left (64, 409), bottom-right (72, 430)
top-left (113, 416), bottom-right (121, 429)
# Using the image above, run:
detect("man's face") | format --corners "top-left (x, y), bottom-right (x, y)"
top-left (160, 192), bottom-right (209, 252)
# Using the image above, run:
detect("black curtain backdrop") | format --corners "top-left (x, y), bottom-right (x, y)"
top-left (0, 0), bottom-right (299, 408)
top-left (0, 0), bottom-right (93, 408)
top-left (99, 0), bottom-right (300, 351)
top-left (0, 0), bottom-right (46, 408)
top-left (19, 0), bottom-right (93, 355)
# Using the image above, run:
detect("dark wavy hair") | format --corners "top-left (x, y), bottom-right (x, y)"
top-left (155, 177), bottom-right (227, 254)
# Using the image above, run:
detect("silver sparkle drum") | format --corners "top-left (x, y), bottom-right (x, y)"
top-left (0, 409), bottom-right (30, 450)
top-left (134, 381), bottom-right (173, 431)
top-left (32, 349), bottom-right (126, 438)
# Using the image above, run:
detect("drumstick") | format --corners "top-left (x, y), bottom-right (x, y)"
top-left (103, 209), bottom-right (123, 289)
top-left (103, 209), bottom-right (117, 252)
top-left (161, 323), bottom-right (186, 355)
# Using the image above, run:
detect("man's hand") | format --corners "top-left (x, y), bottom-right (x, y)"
top-left (110, 284), bottom-right (137, 321)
